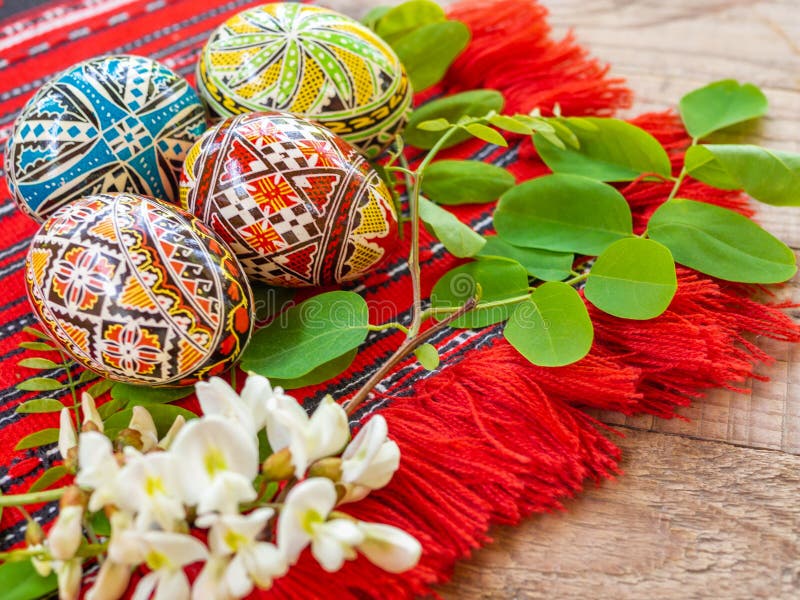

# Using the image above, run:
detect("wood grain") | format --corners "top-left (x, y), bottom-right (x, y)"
top-left (437, 430), bottom-right (800, 599)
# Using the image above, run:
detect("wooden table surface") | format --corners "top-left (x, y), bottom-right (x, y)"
top-left (336, 0), bottom-right (800, 597)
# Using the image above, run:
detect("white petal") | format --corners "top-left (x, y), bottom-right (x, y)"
top-left (341, 415), bottom-right (387, 483)
top-left (77, 433), bottom-right (121, 512)
top-left (309, 521), bottom-right (361, 574)
top-left (85, 560), bottom-right (131, 600)
top-left (306, 396), bottom-right (349, 462)
top-left (224, 554), bottom-right (254, 598)
top-left (131, 572), bottom-right (157, 600)
top-left (118, 450), bottom-right (185, 531)
top-left (58, 408), bottom-right (77, 461)
top-left (158, 415), bottom-right (185, 450)
top-left (192, 557), bottom-right (233, 600)
top-left (144, 531), bottom-right (209, 567)
top-left (154, 570), bottom-right (191, 600)
top-left (81, 392), bottom-right (103, 432)
top-left (241, 542), bottom-right (288, 589)
top-left (195, 377), bottom-right (237, 418)
top-left (264, 395), bottom-right (308, 453)
top-left (277, 478), bottom-right (336, 564)
top-left (48, 505), bottom-right (83, 561)
top-left (357, 522), bottom-right (422, 573)
top-left (239, 373), bottom-right (272, 430)
top-left (129, 406), bottom-right (158, 452)
top-left (196, 472), bottom-right (257, 516)
top-left (353, 441), bottom-right (400, 491)
top-left (56, 558), bottom-right (82, 600)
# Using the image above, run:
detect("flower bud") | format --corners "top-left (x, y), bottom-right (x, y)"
top-left (308, 457), bottom-right (343, 482)
top-left (80, 392), bottom-right (103, 433)
top-left (128, 406), bottom-right (158, 452)
top-left (114, 428), bottom-right (143, 451)
top-left (59, 485), bottom-right (88, 510)
top-left (262, 448), bottom-right (294, 481)
top-left (157, 414), bottom-right (185, 450)
top-left (57, 408), bottom-right (77, 466)
top-left (48, 504), bottom-right (84, 561)
top-left (25, 519), bottom-right (45, 546)
top-left (31, 551), bottom-right (52, 578)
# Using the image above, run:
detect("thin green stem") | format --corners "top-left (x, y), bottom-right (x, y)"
top-left (666, 136), bottom-right (699, 203)
top-left (368, 322), bottom-right (411, 336)
top-left (419, 293), bottom-right (531, 322)
top-left (230, 367), bottom-right (238, 392)
top-left (565, 272), bottom-right (589, 286)
top-left (384, 166), bottom-right (416, 178)
top-left (0, 487), bottom-right (66, 507)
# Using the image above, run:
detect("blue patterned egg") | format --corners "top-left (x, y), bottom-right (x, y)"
top-left (6, 55), bottom-right (207, 222)
top-left (25, 193), bottom-right (254, 385)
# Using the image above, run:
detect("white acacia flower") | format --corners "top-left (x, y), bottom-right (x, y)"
top-left (356, 522), bottom-right (422, 574)
top-left (57, 408), bottom-right (77, 462)
top-left (192, 556), bottom-right (235, 600)
top-left (85, 558), bottom-right (131, 600)
top-left (169, 416), bottom-right (258, 515)
top-left (129, 406), bottom-right (158, 452)
top-left (55, 557), bottom-right (82, 600)
top-left (75, 432), bottom-right (123, 512)
top-left (117, 447), bottom-right (186, 531)
top-left (195, 375), bottom-right (272, 436)
top-left (158, 415), bottom-right (186, 450)
top-left (80, 392), bottom-right (103, 432)
top-left (266, 395), bottom-right (349, 479)
top-left (339, 415), bottom-right (400, 504)
top-left (195, 508), bottom-right (287, 597)
top-left (109, 530), bottom-right (208, 600)
top-left (47, 505), bottom-right (83, 561)
top-left (277, 477), bottom-right (364, 572)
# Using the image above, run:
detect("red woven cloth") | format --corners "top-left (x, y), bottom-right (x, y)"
top-left (1, 1), bottom-right (798, 598)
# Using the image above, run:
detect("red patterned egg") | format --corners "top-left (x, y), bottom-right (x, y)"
top-left (25, 193), bottom-right (254, 385)
top-left (181, 111), bottom-right (399, 287)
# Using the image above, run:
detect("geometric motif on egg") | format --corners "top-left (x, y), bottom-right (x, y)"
top-left (181, 111), bottom-right (400, 287)
top-left (6, 55), bottom-right (207, 222)
top-left (25, 193), bottom-right (254, 385)
top-left (196, 3), bottom-right (413, 159)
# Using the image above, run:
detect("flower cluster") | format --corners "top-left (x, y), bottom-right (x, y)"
top-left (36, 375), bottom-right (420, 600)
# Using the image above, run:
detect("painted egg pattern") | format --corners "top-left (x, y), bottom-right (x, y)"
top-left (6, 55), bottom-right (207, 222)
top-left (196, 3), bottom-right (412, 158)
top-left (25, 193), bottom-right (254, 385)
top-left (181, 111), bottom-right (399, 287)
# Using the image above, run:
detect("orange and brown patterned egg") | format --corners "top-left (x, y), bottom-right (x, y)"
top-left (24, 192), bottom-right (254, 385)
top-left (181, 111), bottom-right (400, 288)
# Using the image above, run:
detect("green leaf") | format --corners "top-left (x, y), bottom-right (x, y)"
top-left (0, 558), bottom-right (58, 600)
top-left (22, 327), bottom-right (51, 340)
top-left (463, 123), bottom-right (507, 147)
top-left (646, 198), bottom-right (797, 283)
top-left (240, 291), bottom-right (370, 379)
top-left (89, 510), bottom-right (111, 537)
top-left (110, 383), bottom-right (194, 407)
top-left (18, 341), bottom-right (58, 352)
top-left (77, 370), bottom-right (99, 384)
top-left (494, 174), bottom-right (633, 255)
top-left (405, 90), bottom-right (505, 149)
top-left (251, 282), bottom-right (296, 322)
top-left (14, 428), bottom-right (60, 451)
top-left (422, 160), bottom-right (515, 205)
top-left (431, 257), bottom-right (530, 328)
top-left (685, 144), bottom-right (800, 206)
top-left (16, 398), bottom-right (65, 414)
top-left (96, 396), bottom-right (126, 420)
top-left (489, 114), bottom-right (533, 135)
top-left (418, 197), bottom-right (486, 258)
top-left (16, 377), bottom-right (64, 392)
top-left (28, 465), bottom-right (69, 493)
top-left (17, 358), bottom-right (60, 370)
top-left (679, 79), bottom-right (768, 139)
top-left (416, 118), bottom-right (451, 132)
top-left (86, 378), bottom-right (114, 399)
top-left (504, 282), bottom-right (593, 367)
top-left (268, 349), bottom-right (357, 390)
top-left (104, 404), bottom-right (196, 439)
top-left (374, 0), bottom-right (446, 44)
top-left (479, 235), bottom-right (573, 281)
top-left (584, 238), bottom-right (677, 320)
top-left (393, 20), bottom-right (470, 92)
top-left (414, 343), bottom-right (440, 370)
top-left (534, 117), bottom-right (672, 181)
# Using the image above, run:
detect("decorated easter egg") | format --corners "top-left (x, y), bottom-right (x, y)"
top-left (181, 111), bottom-right (399, 287)
top-left (25, 193), bottom-right (254, 385)
top-left (6, 55), bottom-right (207, 222)
top-left (196, 3), bottom-right (412, 159)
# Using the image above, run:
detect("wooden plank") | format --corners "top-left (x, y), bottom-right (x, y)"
top-left (438, 429), bottom-right (800, 599)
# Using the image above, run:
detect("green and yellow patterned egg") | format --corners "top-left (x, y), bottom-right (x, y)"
top-left (196, 3), bottom-right (412, 159)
